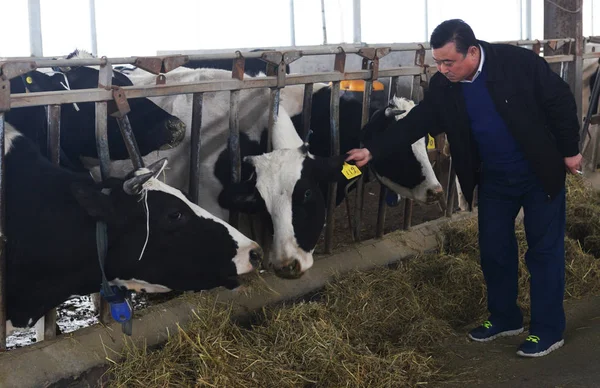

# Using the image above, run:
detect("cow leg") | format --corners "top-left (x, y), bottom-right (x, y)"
top-left (456, 177), bottom-right (469, 211)
top-left (34, 317), bottom-right (44, 343)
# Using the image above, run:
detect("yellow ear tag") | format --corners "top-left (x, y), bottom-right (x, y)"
top-left (341, 162), bottom-right (362, 180)
top-left (427, 134), bottom-right (436, 150)
top-left (25, 76), bottom-right (33, 84)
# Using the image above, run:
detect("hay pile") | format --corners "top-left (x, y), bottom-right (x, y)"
top-left (566, 174), bottom-right (600, 256)
top-left (105, 175), bottom-right (600, 387)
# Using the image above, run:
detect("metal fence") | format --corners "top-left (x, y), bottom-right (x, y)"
top-left (0, 37), bottom-right (580, 350)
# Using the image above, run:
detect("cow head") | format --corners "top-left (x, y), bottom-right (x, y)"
top-left (362, 96), bottom-right (444, 204)
top-left (18, 57), bottom-right (186, 162)
top-left (282, 85), bottom-right (443, 206)
top-left (219, 145), bottom-right (347, 279)
top-left (71, 158), bottom-right (263, 291)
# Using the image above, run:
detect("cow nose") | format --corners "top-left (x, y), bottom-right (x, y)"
top-left (249, 246), bottom-right (264, 269)
top-left (273, 259), bottom-right (303, 279)
top-left (159, 118), bottom-right (186, 150)
top-left (426, 185), bottom-right (445, 202)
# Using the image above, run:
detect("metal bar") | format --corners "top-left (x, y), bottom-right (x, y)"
top-left (89, 0), bottom-right (98, 57)
top-left (352, 68), bottom-right (373, 242)
top-left (115, 116), bottom-right (144, 170)
top-left (0, 113), bottom-right (6, 351)
top-left (401, 74), bottom-right (424, 230)
top-left (95, 63), bottom-right (112, 326)
top-left (28, 0), bottom-right (43, 57)
top-left (188, 93), bottom-right (204, 205)
top-left (290, 0), bottom-right (296, 46)
top-left (267, 89), bottom-right (280, 152)
top-left (424, 0), bottom-right (429, 41)
top-left (525, 0), bottom-right (532, 40)
top-left (1, 38), bottom-right (577, 69)
top-left (228, 90), bottom-right (241, 228)
top-left (445, 160), bottom-right (457, 217)
top-left (375, 74), bottom-right (400, 238)
top-left (353, 0), bottom-right (361, 43)
top-left (301, 84), bottom-right (314, 139)
top-left (321, 0), bottom-right (328, 45)
top-left (324, 81), bottom-right (340, 254)
top-left (46, 105), bottom-right (61, 165)
top-left (6, 58), bottom-right (577, 110)
top-left (43, 104), bottom-right (61, 341)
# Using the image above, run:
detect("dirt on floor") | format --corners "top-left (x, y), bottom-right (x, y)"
top-left (314, 179), bottom-right (447, 255)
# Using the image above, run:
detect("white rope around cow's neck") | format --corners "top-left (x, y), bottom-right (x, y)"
top-left (53, 71), bottom-right (80, 111)
top-left (138, 188), bottom-right (150, 261)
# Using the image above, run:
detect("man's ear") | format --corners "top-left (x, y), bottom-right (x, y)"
top-left (71, 182), bottom-right (118, 222)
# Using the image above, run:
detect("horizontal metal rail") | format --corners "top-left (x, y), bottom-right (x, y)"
top-left (7, 53), bottom-right (577, 110)
top-left (1, 38), bottom-right (576, 71)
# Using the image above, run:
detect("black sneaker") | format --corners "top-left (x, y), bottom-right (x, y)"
top-left (467, 320), bottom-right (524, 342)
top-left (516, 335), bottom-right (564, 357)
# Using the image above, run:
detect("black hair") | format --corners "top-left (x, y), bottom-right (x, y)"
top-left (430, 19), bottom-right (477, 55)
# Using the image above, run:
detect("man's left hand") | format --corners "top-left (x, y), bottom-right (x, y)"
top-left (564, 153), bottom-right (583, 175)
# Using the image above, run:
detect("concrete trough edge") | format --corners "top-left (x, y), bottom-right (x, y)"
top-left (0, 211), bottom-right (476, 388)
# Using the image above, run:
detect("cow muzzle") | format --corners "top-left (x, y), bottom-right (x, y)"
top-left (249, 246), bottom-right (264, 269)
top-left (272, 259), bottom-right (303, 279)
top-left (159, 117), bottom-right (186, 150)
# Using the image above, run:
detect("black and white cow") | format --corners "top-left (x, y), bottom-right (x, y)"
top-left (279, 85), bottom-right (445, 206)
top-left (83, 67), bottom-right (443, 278)
top-left (4, 121), bottom-right (262, 336)
top-left (7, 56), bottom-right (186, 170)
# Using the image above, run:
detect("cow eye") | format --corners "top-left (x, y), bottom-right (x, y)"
top-left (168, 211), bottom-right (182, 221)
top-left (304, 189), bottom-right (312, 200)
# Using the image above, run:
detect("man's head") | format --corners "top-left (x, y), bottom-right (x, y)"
top-left (430, 19), bottom-right (480, 82)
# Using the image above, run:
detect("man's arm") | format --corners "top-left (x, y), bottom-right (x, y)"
top-left (346, 93), bottom-right (442, 167)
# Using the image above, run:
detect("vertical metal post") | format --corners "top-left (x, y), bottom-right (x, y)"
top-left (525, 0), bottom-right (532, 40)
top-left (325, 81), bottom-right (340, 253)
top-left (28, 0), bottom-right (43, 57)
top-left (424, 0), bottom-right (429, 42)
top-left (96, 60), bottom-right (112, 326)
top-left (267, 89), bottom-right (280, 152)
top-left (301, 84), bottom-right (314, 139)
top-left (375, 75), bottom-right (399, 238)
top-left (445, 159), bottom-right (457, 217)
top-left (228, 89), bottom-right (241, 228)
top-left (43, 105), bottom-right (61, 341)
top-left (353, 0), bottom-right (361, 43)
top-left (0, 111), bottom-right (6, 351)
top-left (321, 0), bottom-right (328, 45)
top-left (290, 0), bottom-right (296, 46)
top-left (89, 0), bottom-right (98, 56)
top-left (228, 56), bottom-right (245, 228)
top-left (402, 74), bottom-right (422, 230)
top-left (189, 93), bottom-right (204, 205)
top-left (352, 59), bottom-right (373, 242)
top-left (324, 51), bottom-right (344, 254)
top-left (115, 116), bottom-right (144, 170)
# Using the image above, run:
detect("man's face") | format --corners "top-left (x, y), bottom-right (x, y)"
top-left (432, 41), bottom-right (479, 82)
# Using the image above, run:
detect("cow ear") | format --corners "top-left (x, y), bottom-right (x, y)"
top-left (308, 154), bottom-right (349, 182)
top-left (20, 71), bottom-right (58, 93)
top-left (71, 182), bottom-right (117, 222)
top-left (218, 180), bottom-right (265, 214)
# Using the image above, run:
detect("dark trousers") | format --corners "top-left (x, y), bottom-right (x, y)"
top-left (477, 169), bottom-right (566, 340)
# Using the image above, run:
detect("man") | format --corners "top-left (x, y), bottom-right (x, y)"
top-left (347, 19), bottom-right (582, 358)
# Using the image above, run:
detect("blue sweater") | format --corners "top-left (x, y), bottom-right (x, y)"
top-left (461, 66), bottom-right (530, 174)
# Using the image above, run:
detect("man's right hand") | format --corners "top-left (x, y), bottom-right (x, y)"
top-left (346, 148), bottom-right (372, 168)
